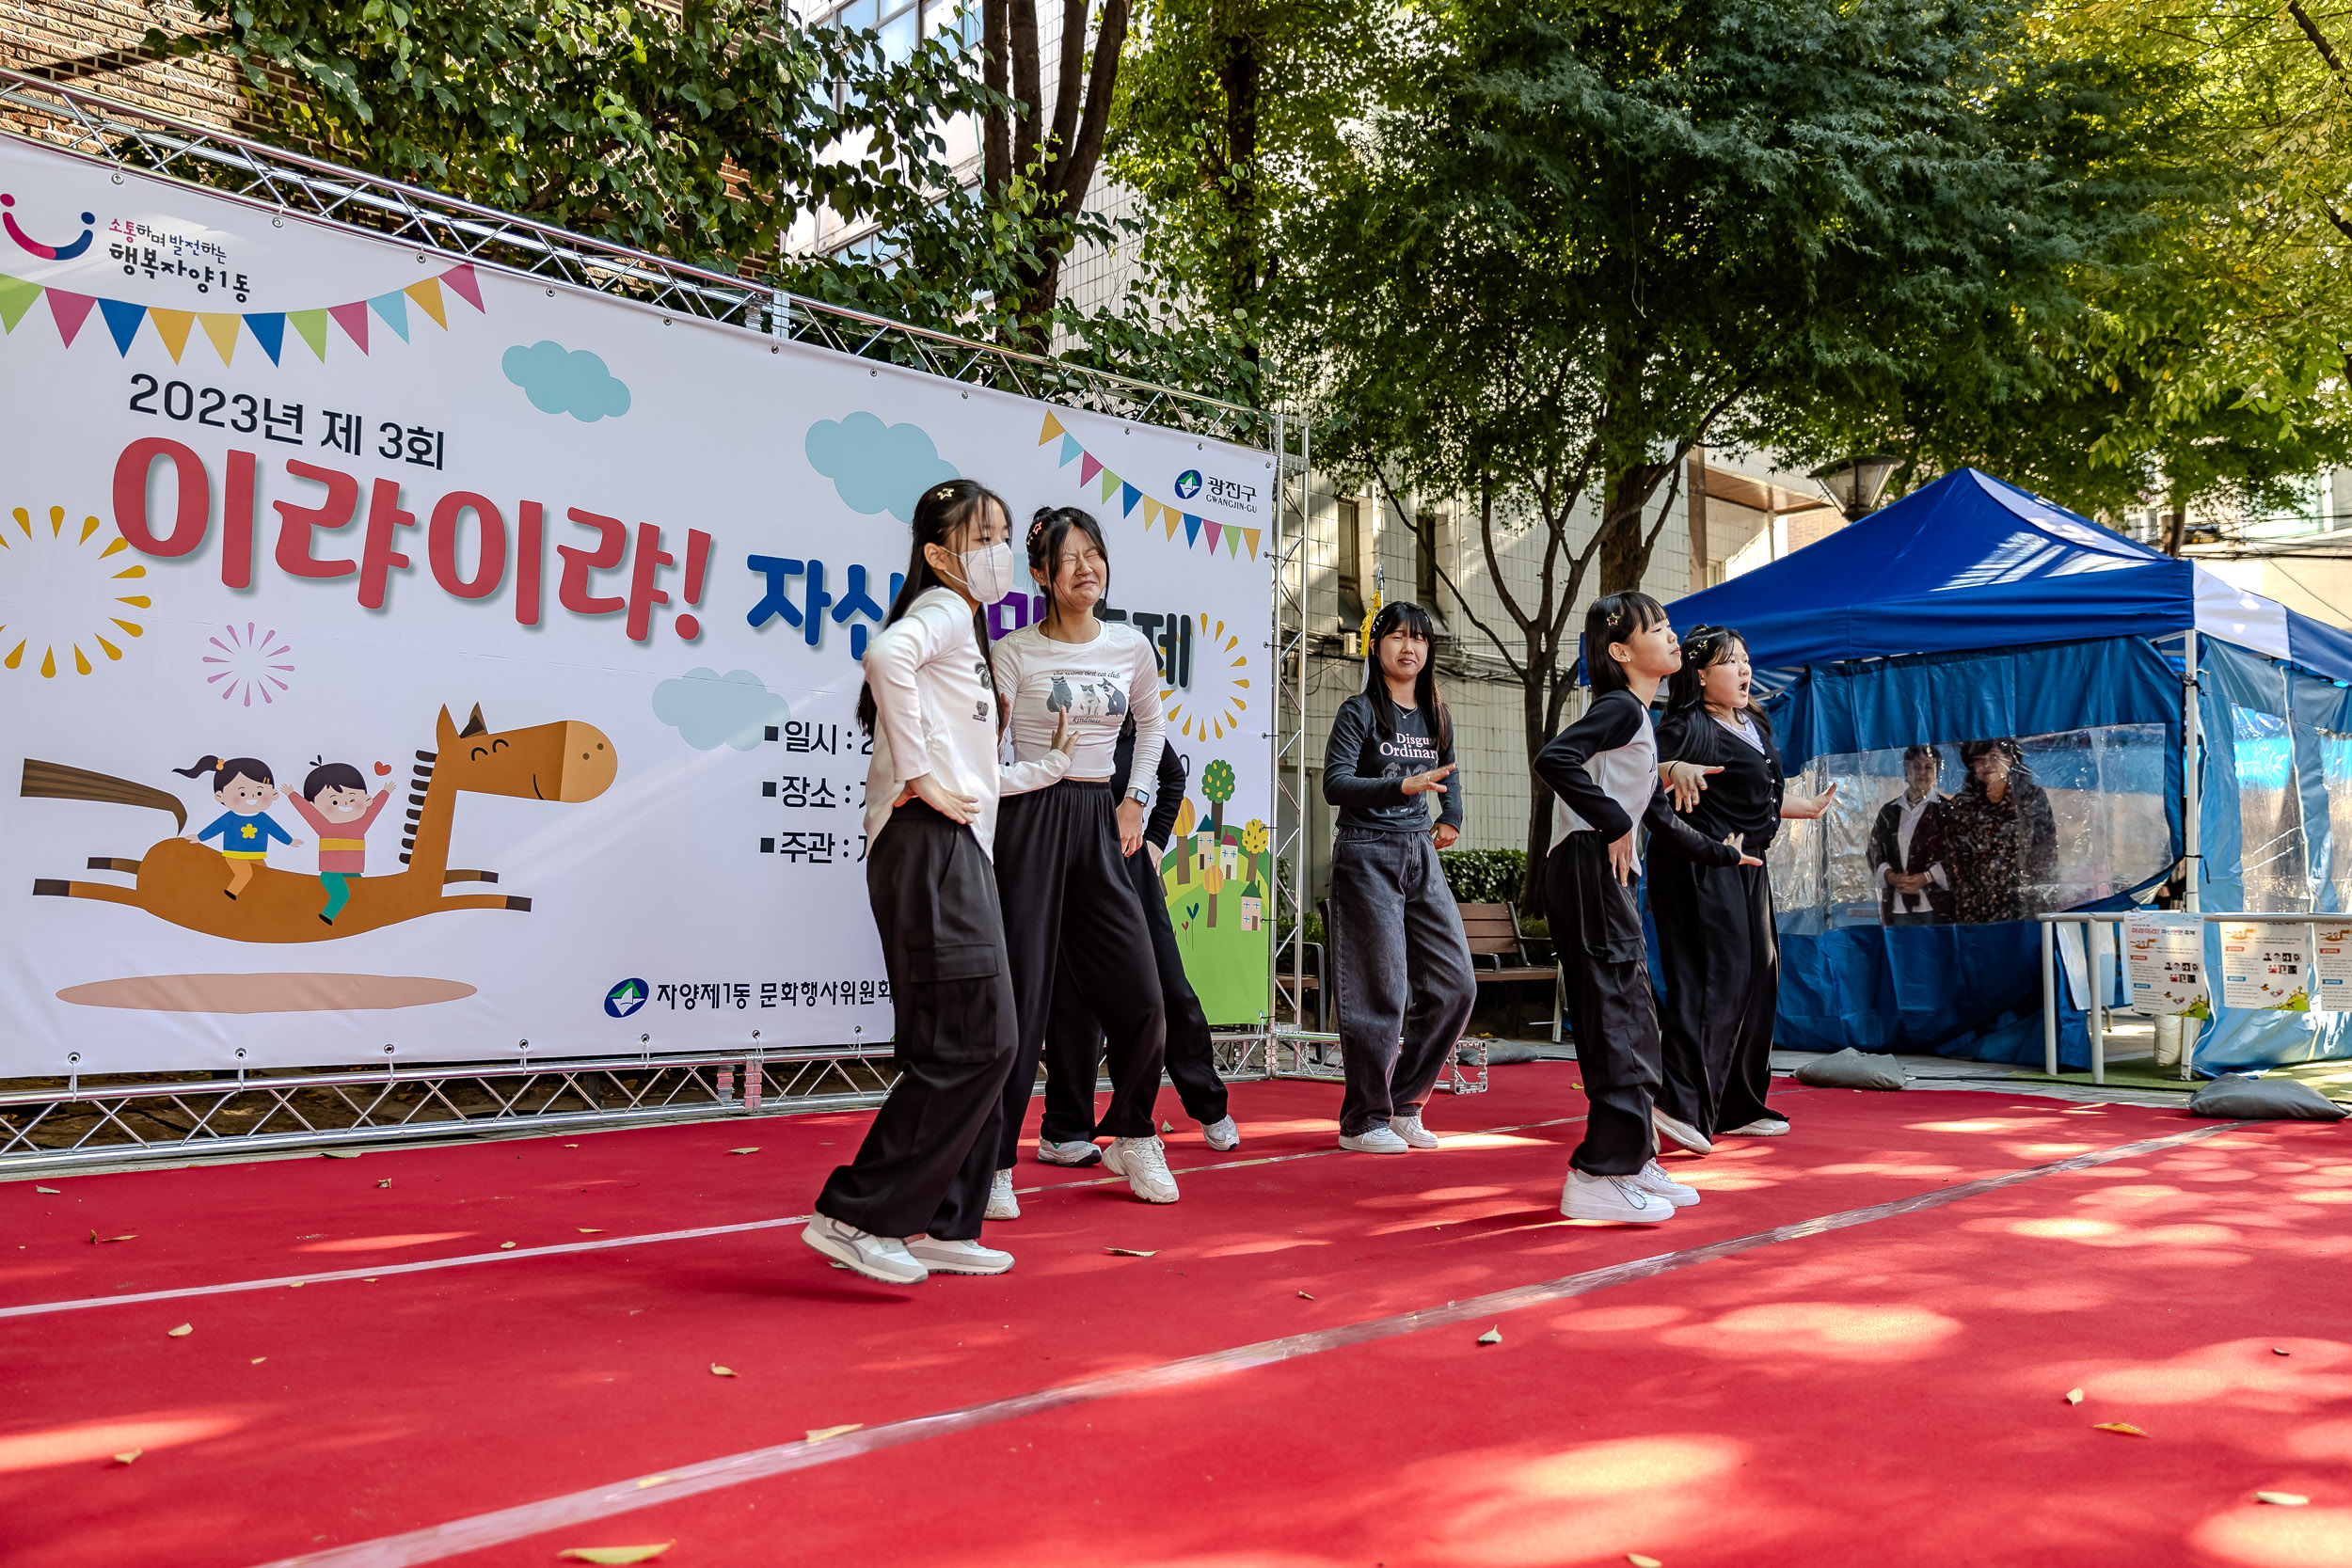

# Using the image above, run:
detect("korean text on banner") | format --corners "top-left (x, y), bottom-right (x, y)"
top-left (2217, 921), bottom-right (2312, 1012)
top-left (2124, 913), bottom-right (2210, 1019)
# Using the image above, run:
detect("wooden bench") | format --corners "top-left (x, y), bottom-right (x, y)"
top-left (1456, 901), bottom-right (1563, 1039)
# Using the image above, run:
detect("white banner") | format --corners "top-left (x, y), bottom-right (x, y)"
top-left (2217, 921), bottom-right (2311, 1012)
top-left (2123, 913), bottom-right (2209, 1019)
top-left (2312, 921), bottom-right (2352, 1012)
top-left (0, 138), bottom-right (1275, 1074)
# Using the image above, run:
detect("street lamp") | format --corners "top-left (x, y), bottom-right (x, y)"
top-left (1808, 454), bottom-right (1900, 520)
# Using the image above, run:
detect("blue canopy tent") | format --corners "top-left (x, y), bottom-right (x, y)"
top-left (1666, 467), bottom-right (2352, 1073)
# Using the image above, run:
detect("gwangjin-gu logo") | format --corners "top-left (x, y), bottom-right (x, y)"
top-left (605, 977), bottom-right (649, 1018)
top-left (0, 194), bottom-right (96, 261)
top-left (1173, 468), bottom-right (1202, 500)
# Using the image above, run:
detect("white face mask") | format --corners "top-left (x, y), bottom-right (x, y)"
top-left (951, 541), bottom-right (1016, 605)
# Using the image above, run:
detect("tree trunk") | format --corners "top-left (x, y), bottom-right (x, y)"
top-left (1519, 662), bottom-right (1554, 918)
top-left (1223, 24), bottom-right (1262, 362)
top-left (1597, 462), bottom-right (1671, 595)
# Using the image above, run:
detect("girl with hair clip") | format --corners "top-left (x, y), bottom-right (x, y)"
top-left (986, 505), bottom-right (1177, 1215)
top-left (1321, 600), bottom-right (1478, 1153)
top-left (804, 478), bottom-right (1073, 1288)
top-left (1648, 625), bottom-right (1838, 1154)
top-left (1534, 594), bottom-right (1757, 1226)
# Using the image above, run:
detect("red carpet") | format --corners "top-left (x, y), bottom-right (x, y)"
top-left (3, 1068), bottom-right (2347, 1567)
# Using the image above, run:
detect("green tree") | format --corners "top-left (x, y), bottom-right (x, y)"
top-left (145, 0), bottom-right (1079, 341)
top-left (1292, 0), bottom-right (2206, 910)
top-left (1200, 756), bottom-right (1234, 925)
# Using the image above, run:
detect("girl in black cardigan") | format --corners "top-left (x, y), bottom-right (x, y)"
top-left (1649, 625), bottom-right (1837, 1152)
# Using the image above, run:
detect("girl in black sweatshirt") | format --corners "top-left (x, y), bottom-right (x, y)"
top-left (1534, 593), bottom-right (1756, 1225)
top-left (1321, 601), bottom-right (1478, 1153)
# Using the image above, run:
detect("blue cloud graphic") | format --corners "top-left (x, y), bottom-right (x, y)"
top-left (651, 668), bottom-right (790, 752)
top-left (501, 341), bottom-right (631, 422)
top-left (804, 412), bottom-right (958, 523)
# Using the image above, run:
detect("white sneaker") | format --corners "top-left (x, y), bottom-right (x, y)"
top-left (1652, 1107), bottom-right (1714, 1156)
top-left (1102, 1135), bottom-right (1181, 1203)
top-left (1339, 1125), bottom-right (1411, 1153)
top-left (802, 1212), bottom-right (930, 1283)
top-left (1036, 1136), bottom-right (1104, 1166)
top-left (1720, 1117), bottom-right (1790, 1137)
top-left (1561, 1169), bottom-right (1679, 1225)
top-left (1630, 1159), bottom-right (1701, 1207)
top-left (904, 1235), bottom-right (1014, 1275)
top-left (985, 1168), bottom-right (1020, 1221)
top-left (1390, 1114), bottom-right (1439, 1149)
top-left (1201, 1115), bottom-right (1240, 1152)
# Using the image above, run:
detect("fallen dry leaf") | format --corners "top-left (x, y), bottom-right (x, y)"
top-left (500, 1242), bottom-right (517, 1250)
top-left (376, 1179), bottom-right (391, 1189)
top-left (806, 1424), bottom-right (862, 1443)
top-left (710, 1363), bottom-right (737, 1377)
top-left (1105, 1247), bottom-right (1158, 1258)
top-left (87, 1229), bottom-right (96, 1243)
top-left (1477, 1326), bottom-right (1502, 1346)
top-left (579, 1228), bottom-right (605, 1234)
top-left (727, 1148), bottom-right (760, 1155)
top-left (363, 1278), bottom-right (377, 1284)
top-left (565, 1143), bottom-right (580, 1148)
top-left (2275, 1348), bottom-right (2293, 1356)
top-left (1161, 1120), bottom-right (1175, 1133)
top-left (288, 1282), bottom-right (303, 1289)
top-left (634, 1476), bottom-right (671, 1490)
top-left (251, 1357), bottom-right (266, 1365)
top-left (556, 1546), bottom-right (672, 1565)
top-left (101, 1234), bottom-right (137, 1244)
top-left (1298, 1291), bottom-right (1314, 1300)
top-left (2092, 1422), bottom-right (2149, 1437)
top-left (2066, 1388), bottom-right (2084, 1405)
top-left (35, 1185), bottom-right (59, 1194)
top-left (166, 1323), bottom-right (192, 1338)
top-left (1628, 1556), bottom-right (1661, 1568)
top-left (321, 1150), bottom-right (360, 1160)
top-left (112, 1450), bottom-right (141, 1465)
top-left (2256, 1492), bottom-right (2310, 1507)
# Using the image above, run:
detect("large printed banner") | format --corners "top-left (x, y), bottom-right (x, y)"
top-left (0, 138), bottom-right (1275, 1074)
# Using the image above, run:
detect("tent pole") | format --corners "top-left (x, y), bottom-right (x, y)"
top-left (2182, 630), bottom-right (2201, 1080)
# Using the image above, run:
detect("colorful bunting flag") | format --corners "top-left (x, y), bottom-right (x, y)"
top-left (198, 312), bottom-right (242, 366)
top-left (1079, 452), bottom-right (1103, 486)
top-left (0, 276), bottom-right (40, 333)
top-left (404, 276), bottom-right (448, 328)
top-left (99, 296), bottom-right (145, 356)
top-left (47, 290), bottom-right (95, 347)
top-left (328, 300), bottom-right (370, 354)
top-left (150, 309), bottom-right (196, 364)
top-left (288, 309), bottom-right (329, 361)
top-left (244, 311), bottom-right (285, 365)
top-left (367, 289), bottom-right (409, 341)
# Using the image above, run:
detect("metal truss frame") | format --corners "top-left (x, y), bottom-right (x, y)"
top-left (0, 71), bottom-right (1295, 1171)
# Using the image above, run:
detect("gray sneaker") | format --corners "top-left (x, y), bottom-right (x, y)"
top-left (1201, 1115), bottom-right (1240, 1151)
top-left (904, 1235), bottom-right (1015, 1275)
top-left (1561, 1170), bottom-right (1678, 1225)
top-left (1339, 1125), bottom-right (1410, 1153)
top-left (1390, 1114), bottom-right (1439, 1149)
top-left (985, 1168), bottom-right (1020, 1221)
top-left (1651, 1107), bottom-right (1713, 1156)
top-left (1036, 1136), bottom-right (1104, 1166)
top-left (802, 1212), bottom-right (929, 1284)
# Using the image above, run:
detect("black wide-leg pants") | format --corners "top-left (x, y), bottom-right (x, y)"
top-left (1547, 831), bottom-right (1661, 1177)
top-left (994, 781), bottom-right (1168, 1166)
top-left (1043, 842), bottom-right (1230, 1135)
top-left (1648, 853), bottom-right (1781, 1138)
top-left (815, 802), bottom-right (1017, 1243)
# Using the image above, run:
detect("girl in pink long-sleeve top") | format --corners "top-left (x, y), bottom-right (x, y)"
top-left (286, 759), bottom-right (391, 926)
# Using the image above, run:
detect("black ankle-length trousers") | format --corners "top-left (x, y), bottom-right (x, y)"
top-left (994, 780), bottom-right (1168, 1166)
top-left (1547, 830), bottom-right (1661, 1177)
top-left (1043, 841), bottom-right (1230, 1135)
top-left (815, 802), bottom-right (1017, 1243)
top-left (1647, 853), bottom-right (1780, 1138)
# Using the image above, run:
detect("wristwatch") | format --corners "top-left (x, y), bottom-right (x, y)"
top-left (1127, 787), bottom-right (1151, 806)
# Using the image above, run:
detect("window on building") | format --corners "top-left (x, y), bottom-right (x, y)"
top-left (1336, 497), bottom-right (1363, 626)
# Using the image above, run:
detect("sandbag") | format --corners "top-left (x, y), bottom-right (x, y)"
top-left (1792, 1048), bottom-right (1910, 1090)
top-left (2187, 1074), bottom-right (2349, 1122)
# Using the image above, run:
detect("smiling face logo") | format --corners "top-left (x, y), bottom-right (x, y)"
top-left (0, 194), bottom-right (97, 261)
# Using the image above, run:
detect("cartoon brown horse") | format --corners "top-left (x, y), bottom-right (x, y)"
top-left (24, 705), bottom-right (616, 943)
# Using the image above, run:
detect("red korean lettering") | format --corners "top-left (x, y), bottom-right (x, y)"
top-left (358, 478), bottom-right (417, 610)
top-left (111, 436), bottom-right (209, 558)
top-left (273, 458), bottom-right (361, 579)
top-left (626, 521), bottom-right (674, 642)
top-left (556, 506), bottom-right (627, 616)
top-left (428, 491), bottom-right (506, 601)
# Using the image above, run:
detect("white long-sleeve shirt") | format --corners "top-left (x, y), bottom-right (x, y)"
top-left (861, 587), bottom-right (1066, 858)
top-left (991, 620), bottom-right (1166, 802)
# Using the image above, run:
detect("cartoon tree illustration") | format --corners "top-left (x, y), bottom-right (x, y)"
top-left (1242, 817), bottom-right (1268, 896)
top-left (1201, 758), bottom-right (1236, 926)
top-left (1172, 796), bottom-right (1196, 884)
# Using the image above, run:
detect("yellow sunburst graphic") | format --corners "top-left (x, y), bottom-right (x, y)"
top-left (1164, 612), bottom-right (1252, 741)
top-left (0, 505), bottom-right (150, 678)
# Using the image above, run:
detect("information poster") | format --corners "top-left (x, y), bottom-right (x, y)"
top-left (2123, 913), bottom-right (2210, 1019)
top-left (0, 137), bottom-right (1277, 1073)
top-left (2312, 922), bottom-right (2352, 1013)
top-left (2217, 921), bottom-right (2311, 1012)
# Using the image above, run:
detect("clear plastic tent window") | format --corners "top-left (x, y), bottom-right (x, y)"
top-left (2234, 706), bottom-right (2310, 913)
top-left (1771, 723), bottom-right (2173, 934)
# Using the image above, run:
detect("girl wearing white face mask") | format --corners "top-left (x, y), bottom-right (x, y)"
top-left (804, 480), bottom-right (1072, 1288)
top-left (984, 506), bottom-right (1178, 1214)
